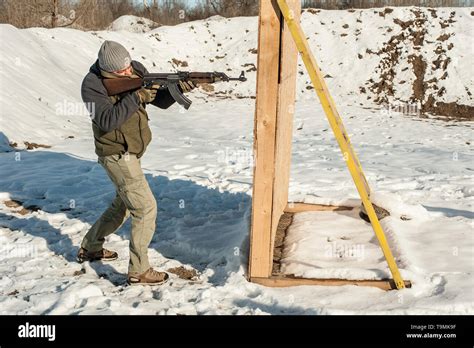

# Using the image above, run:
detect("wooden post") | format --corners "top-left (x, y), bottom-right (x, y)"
top-left (248, 0), bottom-right (410, 290)
top-left (271, 0), bottom-right (301, 260)
top-left (249, 0), bottom-right (300, 279)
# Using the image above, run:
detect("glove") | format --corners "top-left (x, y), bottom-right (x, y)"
top-left (136, 88), bottom-right (158, 104)
top-left (179, 80), bottom-right (196, 93)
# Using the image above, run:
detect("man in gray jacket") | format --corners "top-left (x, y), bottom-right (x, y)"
top-left (77, 40), bottom-right (194, 285)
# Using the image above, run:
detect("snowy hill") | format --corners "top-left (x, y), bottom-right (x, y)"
top-left (0, 8), bottom-right (472, 315)
top-left (0, 7), bottom-right (472, 145)
top-left (107, 15), bottom-right (159, 33)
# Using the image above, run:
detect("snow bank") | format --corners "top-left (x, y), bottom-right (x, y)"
top-left (281, 192), bottom-right (472, 282)
top-left (107, 15), bottom-right (159, 33)
top-left (0, 7), bottom-right (472, 145)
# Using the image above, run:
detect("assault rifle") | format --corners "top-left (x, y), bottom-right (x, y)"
top-left (102, 71), bottom-right (247, 110)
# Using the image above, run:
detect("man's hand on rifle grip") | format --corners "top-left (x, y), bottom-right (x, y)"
top-left (136, 87), bottom-right (158, 104)
top-left (179, 80), bottom-right (196, 93)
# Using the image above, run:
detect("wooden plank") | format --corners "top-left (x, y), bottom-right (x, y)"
top-left (277, 0), bottom-right (406, 289)
top-left (249, 0), bottom-right (282, 278)
top-left (284, 202), bottom-right (354, 213)
top-left (270, 0), bottom-right (301, 273)
top-left (251, 276), bottom-right (412, 291)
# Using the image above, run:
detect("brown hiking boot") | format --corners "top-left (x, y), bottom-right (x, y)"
top-left (76, 247), bottom-right (118, 263)
top-left (128, 268), bottom-right (170, 286)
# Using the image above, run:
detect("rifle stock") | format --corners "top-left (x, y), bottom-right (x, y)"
top-left (102, 78), bottom-right (144, 97)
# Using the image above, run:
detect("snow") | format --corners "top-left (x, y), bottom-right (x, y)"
top-left (108, 15), bottom-right (159, 33)
top-left (0, 8), bottom-right (473, 315)
top-left (282, 208), bottom-right (392, 280)
top-left (282, 193), bottom-right (473, 285)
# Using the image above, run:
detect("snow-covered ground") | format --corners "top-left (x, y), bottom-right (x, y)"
top-left (107, 15), bottom-right (159, 33)
top-left (0, 8), bottom-right (473, 315)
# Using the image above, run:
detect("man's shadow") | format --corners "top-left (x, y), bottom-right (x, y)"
top-left (0, 211), bottom-right (123, 285)
top-left (0, 134), bottom-right (251, 286)
top-left (147, 174), bottom-right (251, 284)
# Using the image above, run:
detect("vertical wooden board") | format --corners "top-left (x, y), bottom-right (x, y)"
top-left (270, 0), bottom-right (301, 258)
top-left (276, 0), bottom-right (406, 289)
top-left (249, 0), bottom-right (281, 278)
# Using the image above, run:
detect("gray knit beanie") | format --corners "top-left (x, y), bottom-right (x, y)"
top-left (98, 40), bottom-right (131, 72)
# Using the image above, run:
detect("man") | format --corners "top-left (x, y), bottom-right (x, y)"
top-left (77, 40), bottom-right (195, 285)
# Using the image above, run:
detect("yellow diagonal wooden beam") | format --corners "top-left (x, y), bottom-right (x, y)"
top-left (276, 0), bottom-right (406, 289)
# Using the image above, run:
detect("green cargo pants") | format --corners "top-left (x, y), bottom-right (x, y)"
top-left (81, 152), bottom-right (157, 274)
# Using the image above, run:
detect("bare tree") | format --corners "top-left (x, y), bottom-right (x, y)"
top-left (0, 0), bottom-right (95, 28)
top-left (207, 0), bottom-right (258, 17)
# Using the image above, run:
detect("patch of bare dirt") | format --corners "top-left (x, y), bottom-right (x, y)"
top-left (199, 83), bottom-right (215, 92)
top-left (9, 142), bottom-right (51, 150)
top-left (73, 269), bottom-right (86, 277)
top-left (5, 200), bottom-right (22, 208)
top-left (6, 203), bottom-right (30, 215)
top-left (16, 208), bottom-right (30, 215)
top-left (393, 18), bottom-right (414, 30)
top-left (235, 95), bottom-right (256, 100)
top-left (3, 199), bottom-right (40, 215)
top-left (439, 12), bottom-right (456, 29)
top-left (24, 142), bottom-right (51, 150)
top-left (170, 58), bottom-right (188, 67)
top-left (437, 33), bottom-right (452, 42)
top-left (242, 63), bottom-right (256, 72)
top-left (305, 9), bottom-right (320, 15)
top-left (167, 266), bottom-right (199, 280)
top-left (408, 54), bottom-right (427, 102)
top-left (409, 54), bottom-right (473, 120)
top-left (428, 8), bottom-right (438, 18)
top-left (379, 7), bottom-right (394, 18)
top-left (272, 212), bottom-right (293, 275)
top-left (424, 96), bottom-right (474, 120)
top-left (366, 32), bottom-right (406, 104)
top-left (364, 9), bottom-right (471, 120)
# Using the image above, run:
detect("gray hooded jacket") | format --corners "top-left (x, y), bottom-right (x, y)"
top-left (81, 60), bottom-right (176, 158)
